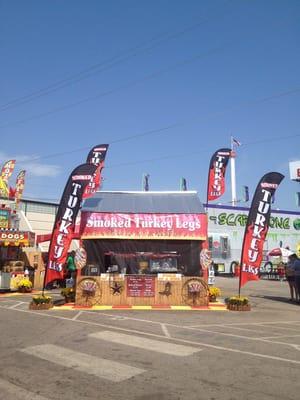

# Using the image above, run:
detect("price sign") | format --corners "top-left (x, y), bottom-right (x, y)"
top-left (126, 275), bottom-right (155, 297)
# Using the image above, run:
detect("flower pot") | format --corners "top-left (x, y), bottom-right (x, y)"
top-left (29, 302), bottom-right (53, 310)
top-left (18, 287), bottom-right (32, 293)
top-left (227, 303), bottom-right (251, 311)
top-left (209, 295), bottom-right (217, 302)
top-left (64, 296), bottom-right (75, 303)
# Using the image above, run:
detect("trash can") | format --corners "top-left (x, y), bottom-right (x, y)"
top-left (0, 271), bottom-right (11, 292)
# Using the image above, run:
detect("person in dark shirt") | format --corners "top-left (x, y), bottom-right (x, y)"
top-left (293, 255), bottom-right (300, 303)
top-left (286, 255), bottom-right (298, 302)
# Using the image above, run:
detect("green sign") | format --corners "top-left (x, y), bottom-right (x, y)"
top-left (210, 212), bottom-right (291, 230)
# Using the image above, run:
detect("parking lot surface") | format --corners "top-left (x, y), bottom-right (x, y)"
top-left (0, 277), bottom-right (299, 400)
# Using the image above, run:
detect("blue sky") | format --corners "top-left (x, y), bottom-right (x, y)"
top-left (1, 0), bottom-right (300, 210)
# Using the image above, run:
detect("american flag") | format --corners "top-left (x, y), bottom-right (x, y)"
top-left (232, 137), bottom-right (241, 146)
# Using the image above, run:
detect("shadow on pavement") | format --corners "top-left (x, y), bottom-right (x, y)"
top-left (251, 294), bottom-right (300, 306)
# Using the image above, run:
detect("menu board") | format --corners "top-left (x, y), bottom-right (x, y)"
top-left (126, 275), bottom-right (155, 297)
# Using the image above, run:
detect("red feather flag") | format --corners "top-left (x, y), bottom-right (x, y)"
top-left (239, 172), bottom-right (284, 290)
top-left (45, 163), bottom-right (98, 287)
top-left (207, 148), bottom-right (231, 202)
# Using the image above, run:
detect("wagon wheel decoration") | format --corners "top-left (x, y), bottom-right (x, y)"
top-left (181, 278), bottom-right (209, 306)
top-left (77, 278), bottom-right (101, 306)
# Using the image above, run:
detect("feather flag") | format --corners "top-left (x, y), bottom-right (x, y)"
top-left (45, 163), bottom-right (98, 287)
top-left (1, 160), bottom-right (16, 182)
top-left (239, 172), bottom-right (284, 289)
top-left (83, 144), bottom-right (109, 199)
top-left (15, 170), bottom-right (26, 206)
top-left (207, 148), bottom-right (232, 202)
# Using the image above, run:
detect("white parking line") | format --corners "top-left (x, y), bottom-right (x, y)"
top-left (161, 323), bottom-right (171, 338)
top-left (261, 334), bottom-right (300, 340)
top-left (21, 344), bottom-right (145, 382)
top-left (189, 324), bottom-right (270, 334)
top-left (71, 311), bottom-right (83, 321)
top-left (2, 305), bottom-right (300, 365)
top-left (0, 377), bottom-right (50, 400)
top-left (8, 301), bottom-right (27, 309)
top-left (89, 330), bottom-right (200, 356)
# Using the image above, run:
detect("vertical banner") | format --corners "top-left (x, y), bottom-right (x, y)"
top-left (207, 148), bottom-right (231, 202)
top-left (15, 170), bottom-right (26, 206)
top-left (0, 160), bottom-right (16, 198)
top-left (83, 144), bottom-right (109, 199)
top-left (45, 163), bottom-right (98, 287)
top-left (1, 159), bottom-right (16, 182)
top-left (0, 178), bottom-right (9, 198)
top-left (239, 172), bottom-right (284, 289)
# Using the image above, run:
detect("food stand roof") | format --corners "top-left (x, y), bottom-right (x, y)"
top-left (82, 191), bottom-right (206, 214)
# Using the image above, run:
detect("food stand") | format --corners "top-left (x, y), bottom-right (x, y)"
top-left (0, 204), bottom-right (36, 291)
top-left (75, 191), bottom-right (209, 307)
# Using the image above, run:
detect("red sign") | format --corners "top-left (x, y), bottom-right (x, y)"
top-left (127, 275), bottom-right (155, 297)
top-left (80, 212), bottom-right (207, 240)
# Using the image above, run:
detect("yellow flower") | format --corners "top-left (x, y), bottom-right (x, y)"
top-left (17, 278), bottom-right (32, 289)
top-left (209, 287), bottom-right (221, 297)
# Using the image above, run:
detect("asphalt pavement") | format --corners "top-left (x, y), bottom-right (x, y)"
top-left (0, 276), bottom-right (299, 400)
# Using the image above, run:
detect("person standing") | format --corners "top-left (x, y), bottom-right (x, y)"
top-left (293, 254), bottom-right (300, 303)
top-left (285, 255), bottom-right (298, 302)
top-left (66, 251), bottom-right (76, 285)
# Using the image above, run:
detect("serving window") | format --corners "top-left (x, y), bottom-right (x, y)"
top-left (82, 238), bottom-right (202, 276)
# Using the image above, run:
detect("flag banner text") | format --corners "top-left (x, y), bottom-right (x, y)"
top-left (45, 163), bottom-right (98, 286)
top-left (207, 148), bottom-right (231, 201)
top-left (240, 172), bottom-right (284, 288)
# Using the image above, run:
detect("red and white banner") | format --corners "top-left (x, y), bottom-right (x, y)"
top-left (1, 159), bottom-right (16, 182)
top-left (45, 163), bottom-right (98, 287)
top-left (15, 170), bottom-right (26, 206)
top-left (207, 149), bottom-right (231, 202)
top-left (83, 144), bottom-right (109, 198)
top-left (80, 212), bottom-right (207, 240)
top-left (239, 172), bottom-right (284, 288)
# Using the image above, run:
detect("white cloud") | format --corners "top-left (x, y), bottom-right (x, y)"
top-left (0, 152), bottom-right (61, 177)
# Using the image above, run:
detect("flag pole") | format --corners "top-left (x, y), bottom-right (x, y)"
top-left (230, 136), bottom-right (237, 206)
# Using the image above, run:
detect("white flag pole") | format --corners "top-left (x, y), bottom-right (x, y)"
top-left (230, 136), bottom-right (237, 206)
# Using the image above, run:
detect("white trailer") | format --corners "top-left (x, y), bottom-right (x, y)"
top-left (207, 204), bottom-right (300, 275)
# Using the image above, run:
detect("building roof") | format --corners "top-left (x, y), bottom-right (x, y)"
top-left (82, 191), bottom-right (206, 214)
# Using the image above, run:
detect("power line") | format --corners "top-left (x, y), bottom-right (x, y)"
top-left (0, 1), bottom-right (233, 113)
top-left (0, 46), bottom-right (224, 129)
top-left (11, 84), bottom-right (300, 165)
top-left (20, 130), bottom-right (300, 202)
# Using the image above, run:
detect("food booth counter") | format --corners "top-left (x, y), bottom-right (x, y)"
top-left (75, 191), bottom-right (210, 307)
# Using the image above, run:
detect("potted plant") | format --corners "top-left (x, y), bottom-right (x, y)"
top-left (226, 296), bottom-right (251, 311)
top-left (29, 295), bottom-right (53, 310)
top-left (208, 286), bottom-right (221, 302)
top-left (17, 278), bottom-right (33, 293)
top-left (61, 287), bottom-right (76, 303)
